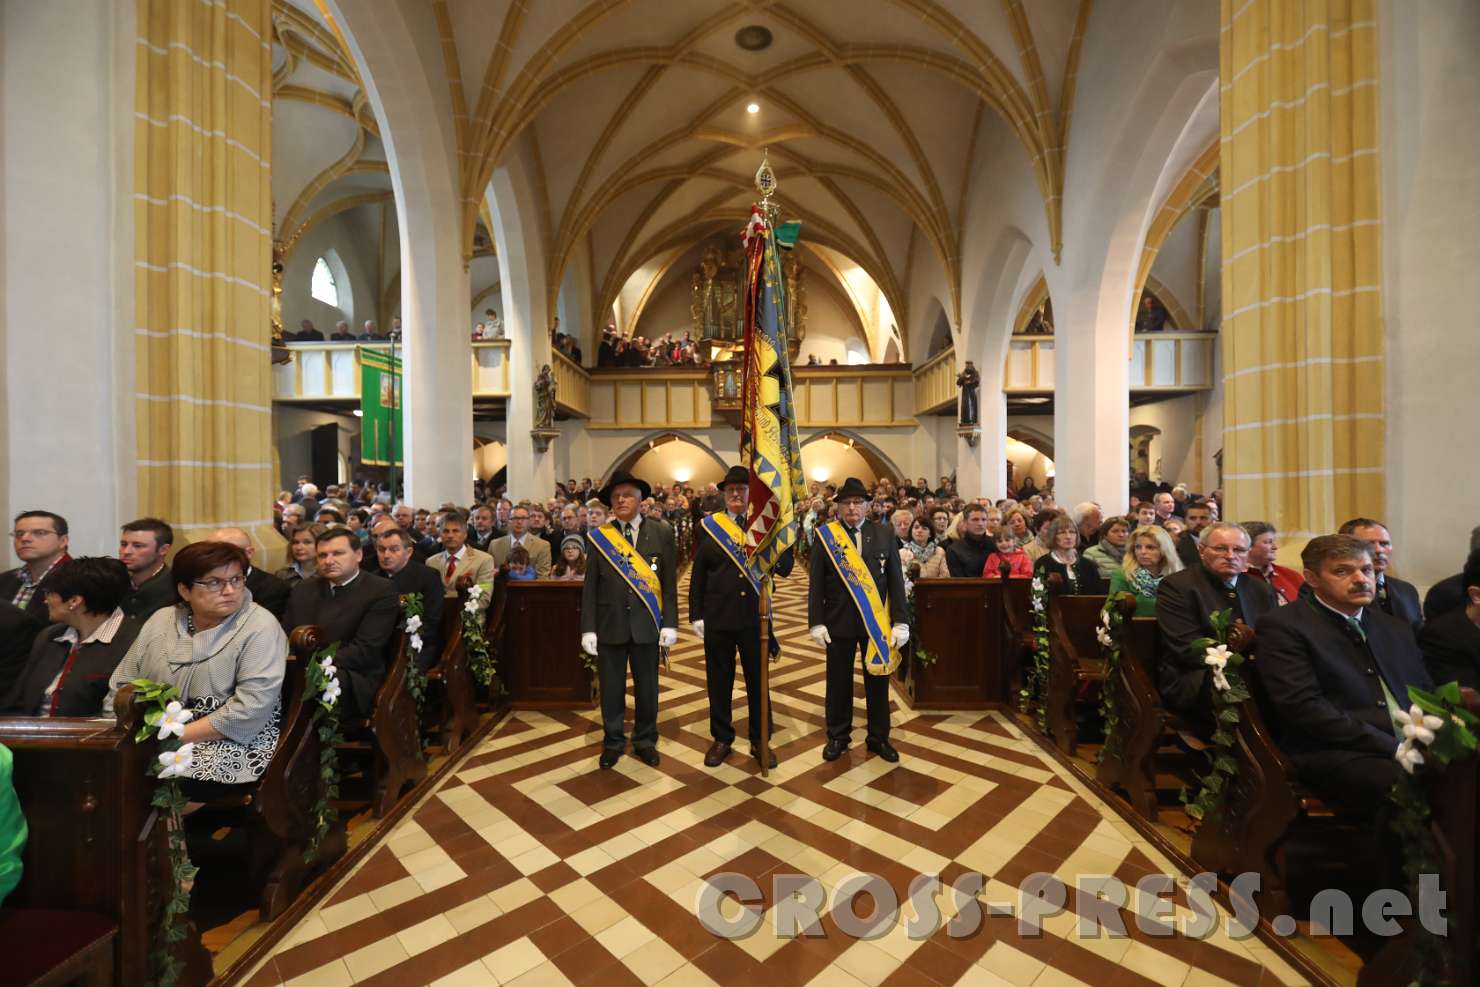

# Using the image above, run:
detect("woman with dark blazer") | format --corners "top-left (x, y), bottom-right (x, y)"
top-left (0, 557), bottom-right (140, 717)
top-left (1032, 516), bottom-right (1105, 595)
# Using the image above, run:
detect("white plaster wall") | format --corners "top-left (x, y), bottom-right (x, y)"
top-left (1380, 0), bottom-right (1480, 590)
top-left (1147, 211), bottom-right (1201, 326)
top-left (1201, 208), bottom-right (1222, 331)
top-left (282, 208), bottom-right (381, 331)
top-left (1, 0), bottom-right (135, 561)
top-left (1129, 395), bottom-right (1201, 492)
top-left (273, 407), bottom-right (360, 491)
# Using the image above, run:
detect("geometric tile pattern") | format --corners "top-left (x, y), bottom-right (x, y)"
top-left (240, 570), bottom-right (1309, 987)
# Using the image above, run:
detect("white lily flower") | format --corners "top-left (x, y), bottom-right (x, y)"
top-left (1096, 627), bottom-right (1113, 647)
top-left (156, 700), bottom-right (194, 740)
top-left (1204, 644), bottom-right (1232, 667)
top-left (405, 614), bottom-right (423, 634)
top-left (1031, 578), bottom-right (1045, 593)
top-left (409, 632), bottom-right (423, 652)
top-left (1395, 739), bottom-right (1425, 774)
top-left (158, 742), bottom-right (196, 779)
top-left (322, 680), bottom-right (341, 707)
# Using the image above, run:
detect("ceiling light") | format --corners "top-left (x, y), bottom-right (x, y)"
top-left (746, 102), bottom-right (760, 114)
top-left (353, 409), bottom-right (363, 417)
top-left (735, 25), bottom-right (773, 51)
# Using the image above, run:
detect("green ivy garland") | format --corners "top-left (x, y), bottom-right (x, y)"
top-left (400, 592), bottom-right (429, 717)
top-left (905, 581), bottom-right (938, 668)
top-left (304, 643), bottom-right (343, 863)
top-left (462, 582), bottom-right (495, 687)
top-left (1018, 576), bottom-right (1051, 728)
top-left (1179, 609), bottom-right (1248, 822)
top-left (128, 678), bottom-right (199, 987)
top-left (1387, 681), bottom-right (1479, 986)
top-left (1096, 593), bottom-right (1135, 762)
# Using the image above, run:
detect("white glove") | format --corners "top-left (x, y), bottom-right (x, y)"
top-left (891, 625), bottom-right (910, 648)
top-left (691, 620), bottom-right (705, 640)
top-left (809, 624), bottom-right (832, 646)
top-left (659, 627), bottom-right (678, 648)
top-left (581, 632), bottom-right (598, 657)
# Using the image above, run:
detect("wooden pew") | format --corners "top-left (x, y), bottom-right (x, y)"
top-left (500, 581), bottom-right (590, 708)
top-left (425, 587), bottom-right (478, 755)
top-left (332, 630), bottom-right (427, 817)
top-left (902, 579), bottom-right (1010, 709)
top-left (1044, 590), bottom-right (1108, 756)
top-left (999, 574), bottom-right (1033, 705)
top-left (0, 688), bottom-right (212, 987)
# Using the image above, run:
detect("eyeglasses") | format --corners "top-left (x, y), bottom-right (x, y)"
top-left (193, 575), bottom-right (246, 593)
top-left (11, 529), bottom-right (57, 540)
top-left (1204, 545), bottom-right (1249, 556)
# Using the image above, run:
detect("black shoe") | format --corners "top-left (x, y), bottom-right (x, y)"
top-left (822, 739), bottom-right (848, 762)
top-left (633, 747), bottom-right (660, 767)
top-left (704, 741), bottom-right (731, 767)
top-left (599, 749), bottom-right (621, 769)
top-left (754, 748), bottom-right (778, 770)
top-left (866, 738), bottom-right (900, 762)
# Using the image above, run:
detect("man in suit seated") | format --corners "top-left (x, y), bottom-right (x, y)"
top-left (291, 319), bottom-right (323, 342)
top-left (210, 527), bottom-right (292, 622)
top-left (376, 526), bottom-right (444, 669)
top-left (1258, 535), bottom-right (1433, 818)
top-left (0, 601), bottom-right (41, 699)
top-left (1419, 549), bottom-right (1480, 691)
top-left (329, 320), bottom-right (355, 341)
top-left (581, 471), bottom-right (678, 768)
top-left (468, 504), bottom-right (501, 551)
top-left (1156, 521), bottom-right (1278, 723)
top-left (118, 517), bottom-right (175, 620)
top-left (0, 511), bottom-right (72, 623)
top-left (427, 512), bottom-right (496, 612)
top-left (489, 503), bottom-right (552, 578)
top-left (283, 527), bottom-right (400, 721)
top-left (1339, 518), bottom-right (1422, 634)
top-left (1423, 525), bottom-right (1480, 621)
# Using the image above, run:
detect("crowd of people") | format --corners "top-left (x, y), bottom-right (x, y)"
top-left (596, 328), bottom-right (707, 368)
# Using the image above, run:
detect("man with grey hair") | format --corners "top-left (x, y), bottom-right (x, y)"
top-left (1424, 525), bottom-right (1480, 620)
top-left (1072, 501), bottom-right (1103, 548)
top-left (357, 319), bottom-right (381, 341)
top-left (330, 320), bottom-right (355, 341)
top-left (1258, 534), bottom-right (1432, 817)
top-left (1156, 520), bottom-right (1279, 723)
top-left (210, 527), bottom-right (291, 621)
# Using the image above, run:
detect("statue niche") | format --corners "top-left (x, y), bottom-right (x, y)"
top-left (689, 236), bottom-right (806, 359)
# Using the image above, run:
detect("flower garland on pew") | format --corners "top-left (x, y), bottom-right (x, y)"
top-left (129, 679), bottom-right (200, 987)
top-left (1180, 609), bottom-right (1247, 822)
top-left (904, 577), bottom-right (938, 669)
top-left (305, 643), bottom-right (343, 863)
top-left (463, 582), bottom-right (495, 687)
top-left (1387, 682), bottom-right (1479, 987)
top-left (401, 593), bottom-right (429, 717)
top-left (1018, 576), bottom-right (1051, 728)
top-left (1095, 593), bottom-right (1136, 762)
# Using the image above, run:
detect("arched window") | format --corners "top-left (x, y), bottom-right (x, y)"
top-left (310, 256), bottom-right (339, 308)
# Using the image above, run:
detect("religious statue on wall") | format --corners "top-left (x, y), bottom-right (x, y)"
top-left (534, 364), bottom-right (557, 429)
top-left (956, 360), bottom-right (980, 426)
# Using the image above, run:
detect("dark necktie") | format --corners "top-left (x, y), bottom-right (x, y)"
top-left (848, 526), bottom-right (860, 550)
top-left (623, 522), bottom-right (634, 544)
top-left (1376, 578), bottom-right (1392, 614)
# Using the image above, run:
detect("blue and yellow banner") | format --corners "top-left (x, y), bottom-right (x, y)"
top-left (816, 521), bottom-right (898, 676)
top-left (701, 513), bottom-right (762, 593)
top-left (588, 522), bottom-right (664, 632)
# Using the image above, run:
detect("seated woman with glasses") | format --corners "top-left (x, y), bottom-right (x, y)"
top-left (107, 540), bottom-right (288, 800)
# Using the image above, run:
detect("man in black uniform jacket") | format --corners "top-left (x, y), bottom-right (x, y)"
top-left (809, 477), bottom-right (910, 762)
top-left (1156, 521), bottom-right (1278, 722)
top-left (375, 526), bottom-right (445, 669)
top-left (283, 527), bottom-right (399, 720)
top-left (1339, 518), bottom-right (1423, 634)
top-left (581, 471), bottom-right (678, 769)
top-left (689, 465), bottom-right (793, 769)
top-left (1258, 535), bottom-right (1433, 817)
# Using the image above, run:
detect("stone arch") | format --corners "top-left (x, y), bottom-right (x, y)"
top-left (601, 431), bottom-right (729, 488)
top-left (1007, 426), bottom-right (1054, 461)
top-left (914, 296), bottom-right (952, 364)
top-left (1128, 424), bottom-right (1162, 482)
top-left (799, 430), bottom-right (906, 484)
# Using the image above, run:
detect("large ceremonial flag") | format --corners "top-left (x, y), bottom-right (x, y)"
top-left (360, 347), bottom-right (403, 467)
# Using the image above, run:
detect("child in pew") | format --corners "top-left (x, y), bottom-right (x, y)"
top-left (505, 546), bottom-right (538, 582)
top-left (982, 531), bottom-right (1034, 579)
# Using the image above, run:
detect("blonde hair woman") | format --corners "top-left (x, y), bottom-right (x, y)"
top-left (1108, 525), bottom-right (1184, 616)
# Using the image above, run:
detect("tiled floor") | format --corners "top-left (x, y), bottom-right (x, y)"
top-left (240, 569), bottom-right (1309, 987)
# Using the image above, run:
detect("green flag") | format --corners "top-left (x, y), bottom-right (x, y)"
top-left (360, 347), bottom-right (402, 467)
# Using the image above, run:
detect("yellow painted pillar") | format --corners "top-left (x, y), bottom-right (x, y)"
top-left (133, 0), bottom-right (282, 561)
top-left (1220, 0), bottom-right (1385, 540)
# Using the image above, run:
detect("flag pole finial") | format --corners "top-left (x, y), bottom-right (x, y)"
top-left (754, 150), bottom-right (778, 224)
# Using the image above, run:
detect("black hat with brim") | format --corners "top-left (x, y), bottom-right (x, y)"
top-left (835, 477), bottom-right (870, 502)
top-left (720, 465), bottom-right (749, 489)
top-left (598, 470), bottom-right (652, 506)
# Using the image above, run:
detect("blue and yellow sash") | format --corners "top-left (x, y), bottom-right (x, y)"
top-left (588, 522), bottom-right (664, 633)
top-left (816, 521), bottom-right (897, 676)
top-left (701, 513), bottom-right (761, 593)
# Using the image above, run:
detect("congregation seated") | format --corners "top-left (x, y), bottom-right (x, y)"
top-left (505, 546), bottom-right (538, 581)
top-left (212, 527), bottom-right (292, 622)
top-left (107, 541), bottom-right (288, 801)
top-left (1, 557), bottom-right (139, 717)
top-left (551, 536), bottom-right (587, 581)
top-left (283, 527), bottom-right (399, 721)
top-left (468, 504), bottom-right (501, 551)
top-left (275, 523), bottom-right (325, 585)
top-left (1107, 524), bottom-right (1182, 616)
top-left (1156, 520), bottom-right (1277, 720)
top-left (1424, 525), bottom-right (1480, 620)
top-left (0, 601), bottom-right (41, 698)
top-left (1083, 515), bottom-right (1130, 581)
top-left (489, 503), bottom-right (552, 577)
top-left (117, 517), bottom-right (175, 620)
top-left (1257, 535), bottom-right (1432, 818)
top-left (1, 510), bottom-right (72, 623)
top-left (1418, 549), bottom-right (1480, 691)
top-left (944, 503), bottom-right (995, 576)
top-left (428, 512), bottom-right (496, 603)
top-left (1032, 516), bottom-right (1104, 594)
top-left (898, 517), bottom-right (941, 579)
top-left (374, 526), bottom-right (444, 668)
top-left (328, 320), bottom-right (355, 341)
top-left (289, 318), bottom-right (323, 342)
top-left (1242, 520), bottom-right (1301, 605)
top-left (1023, 509), bottom-right (1062, 563)
top-left (1339, 517), bottom-right (1423, 633)
top-left (981, 531), bottom-right (1032, 579)
top-left (1072, 501), bottom-right (1103, 549)
top-left (1172, 500), bottom-right (1216, 569)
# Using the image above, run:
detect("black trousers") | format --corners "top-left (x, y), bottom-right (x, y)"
top-left (598, 641), bottom-right (659, 753)
top-left (705, 626), bottom-right (764, 746)
top-left (825, 635), bottom-right (891, 744)
top-left (1294, 749), bottom-right (1402, 820)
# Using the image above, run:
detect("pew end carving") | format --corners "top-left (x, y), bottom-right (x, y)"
top-left (426, 588), bottom-right (478, 755)
top-left (1044, 591), bottom-right (1108, 755)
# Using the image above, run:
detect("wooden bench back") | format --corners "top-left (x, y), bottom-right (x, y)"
top-left (908, 579), bottom-right (1010, 707)
top-left (501, 581), bottom-right (588, 708)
